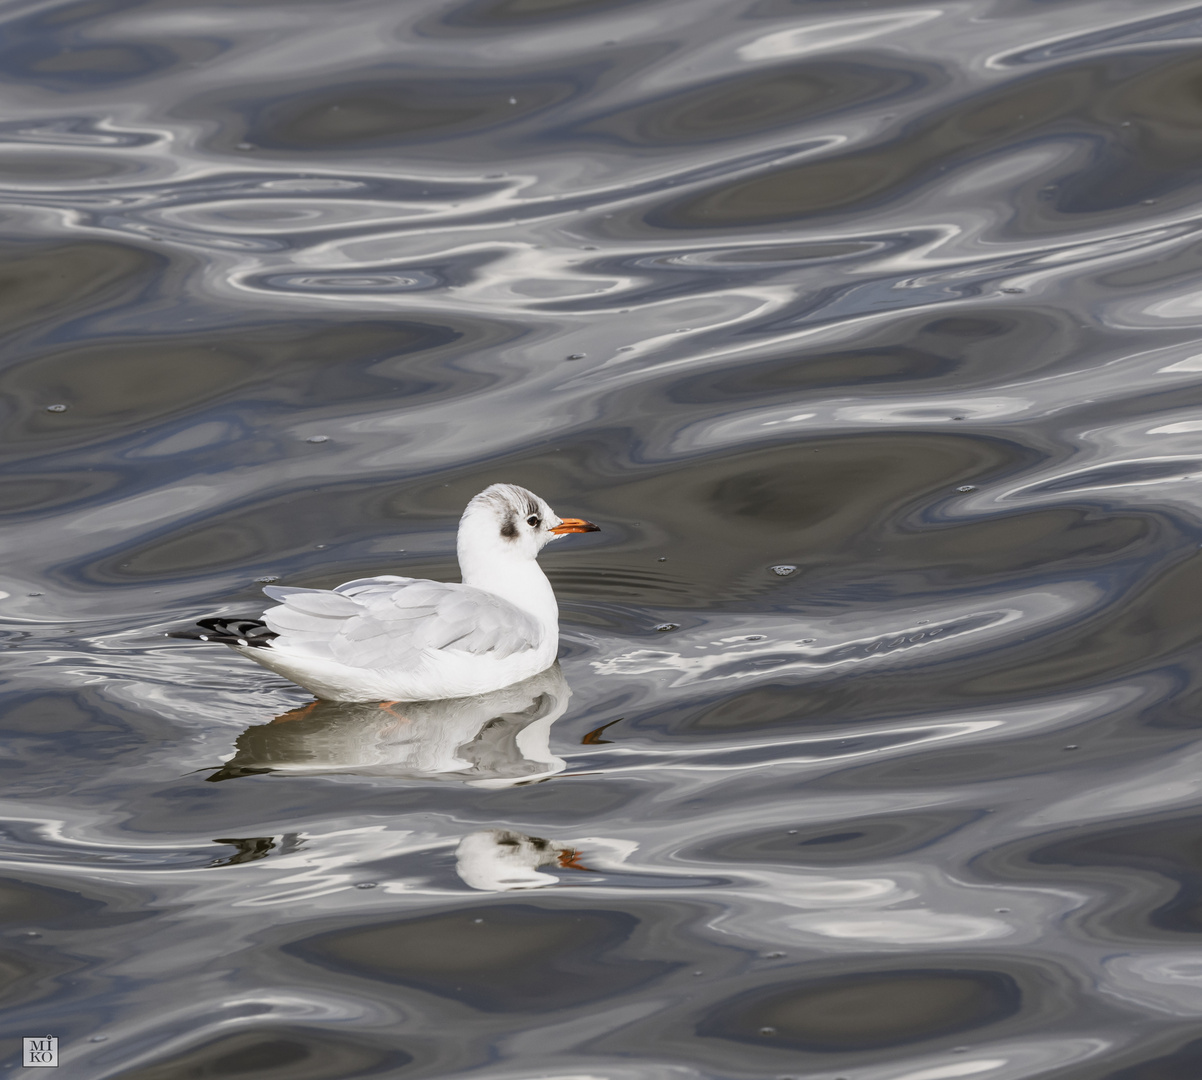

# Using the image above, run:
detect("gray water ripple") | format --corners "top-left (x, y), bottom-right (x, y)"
top-left (3, 0), bottom-right (1202, 1074)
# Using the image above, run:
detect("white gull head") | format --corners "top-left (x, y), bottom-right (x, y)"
top-left (456, 483), bottom-right (597, 578)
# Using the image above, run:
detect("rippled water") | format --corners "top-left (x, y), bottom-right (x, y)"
top-left (6, 0), bottom-right (1202, 1075)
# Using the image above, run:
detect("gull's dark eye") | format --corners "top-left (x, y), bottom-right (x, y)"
top-left (526, 514), bottom-right (541, 528)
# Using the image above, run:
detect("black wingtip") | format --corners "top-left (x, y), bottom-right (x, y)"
top-left (168, 617), bottom-right (277, 647)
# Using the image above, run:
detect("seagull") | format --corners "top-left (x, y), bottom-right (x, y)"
top-left (169, 484), bottom-right (599, 702)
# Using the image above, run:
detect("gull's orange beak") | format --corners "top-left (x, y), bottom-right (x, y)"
top-left (550, 517), bottom-right (600, 535)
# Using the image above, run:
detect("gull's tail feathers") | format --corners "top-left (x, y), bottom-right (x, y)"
top-left (167, 617), bottom-right (278, 648)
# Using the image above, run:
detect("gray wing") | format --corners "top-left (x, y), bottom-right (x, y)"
top-left (260, 576), bottom-right (541, 669)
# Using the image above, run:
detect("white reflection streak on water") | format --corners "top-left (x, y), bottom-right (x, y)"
top-left (591, 586), bottom-right (1097, 684)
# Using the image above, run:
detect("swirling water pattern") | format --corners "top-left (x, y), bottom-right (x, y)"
top-left (4, 0), bottom-right (1202, 1075)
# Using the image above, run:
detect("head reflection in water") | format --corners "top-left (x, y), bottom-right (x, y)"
top-left (455, 829), bottom-right (589, 891)
top-left (208, 664), bottom-right (570, 787)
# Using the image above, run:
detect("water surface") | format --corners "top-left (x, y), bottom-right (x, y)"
top-left (4, 0), bottom-right (1202, 1077)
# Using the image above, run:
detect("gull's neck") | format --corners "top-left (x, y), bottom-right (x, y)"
top-left (457, 538), bottom-right (558, 630)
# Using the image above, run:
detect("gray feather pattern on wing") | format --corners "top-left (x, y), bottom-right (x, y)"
top-left (260, 577), bottom-right (541, 669)
top-left (263, 585), bottom-right (362, 617)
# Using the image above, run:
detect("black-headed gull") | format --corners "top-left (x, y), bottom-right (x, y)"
top-left (170, 484), bottom-right (598, 702)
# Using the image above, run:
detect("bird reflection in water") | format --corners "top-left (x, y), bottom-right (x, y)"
top-left (455, 829), bottom-right (590, 891)
top-left (207, 664), bottom-right (571, 787)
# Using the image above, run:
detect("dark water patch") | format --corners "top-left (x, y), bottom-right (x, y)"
top-left (1100, 236), bottom-right (1202, 290)
top-left (571, 58), bottom-right (934, 146)
top-left (673, 307), bottom-right (1075, 403)
top-left (695, 435), bottom-right (1018, 531)
top-left (288, 903), bottom-right (677, 1011)
top-left (112, 1026), bottom-right (412, 1080)
top-left (0, 950), bottom-right (71, 1011)
top-left (700, 966), bottom-right (1022, 1052)
top-left (0, 0), bottom-right (230, 90)
top-left (1013, 812), bottom-right (1202, 938)
top-left (652, 50), bottom-right (1202, 229)
top-left (0, 874), bottom-right (145, 931)
top-left (889, 508), bottom-right (1155, 582)
top-left (1106, 1033), bottom-right (1202, 1080)
top-left (0, 875), bottom-right (149, 1011)
top-left (673, 344), bottom-right (959, 401)
top-left (0, 153), bottom-right (140, 182)
top-left (1055, 53), bottom-right (1202, 214)
top-left (0, 319), bottom-right (458, 453)
top-left (207, 72), bottom-right (584, 153)
top-left (962, 545), bottom-right (1202, 698)
top-left (0, 691), bottom-right (144, 781)
top-left (696, 810), bottom-right (984, 867)
top-left (440, 0), bottom-right (648, 29)
top-left (0, 40), bottom-right (182, 91)
top-left (0, 240), bottom-right (163, 344)
top-left (0, 471), bottom-right (122, 517)
top-left (656, 682), bottom-right (856, 734)
top-left (78, 478), bottom-right (448, 582)
top-left (548, 565), bottom-right (702, 605)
